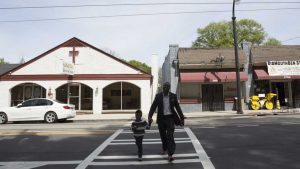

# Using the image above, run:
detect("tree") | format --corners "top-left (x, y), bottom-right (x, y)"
top-left (127, 60), bottom-right (151, 74)
top-left (192, 21), bottom-right (232, 48)
top-left (192, 19), bottom-right (267, 48)
top-left (236, 19), bottom-right (266, 46)
top-left (264, 38), bottom-right (282, 46)
top-left (101, 48), bottom-right (120, 58)
top-left (0, 58), bottom-right (8, 64)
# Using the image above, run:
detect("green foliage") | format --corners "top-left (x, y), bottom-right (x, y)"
top-left (236, 19), bottom-right (266, 46)
top-left (0, 58), bottom-right (8, 64)
top-left (192, 21), bottom-right (232, 48)
top-left (127, 60), bottom-right (151, 74)
top-left (192, 19), bottom-right (267, 48)
top-left (264, 38), bottom-right (282, 46)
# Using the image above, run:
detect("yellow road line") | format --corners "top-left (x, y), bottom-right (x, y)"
top-left (0, 130), bottom-right (114, 136)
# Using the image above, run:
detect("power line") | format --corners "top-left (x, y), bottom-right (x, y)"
top-left (282, 36), bottom-right (300, 42)
top-left (1, 7), bottom-right (299, 23)
top-left (0, 2), bottom-right (300, 10)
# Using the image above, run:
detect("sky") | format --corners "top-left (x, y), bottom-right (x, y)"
top-left (0, 0), bottom-right (300, 67)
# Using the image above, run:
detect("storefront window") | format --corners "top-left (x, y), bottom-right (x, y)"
top-left (180, 83), bottom-right (200, 102)
top-left (81, 84), bottom-right (93, 110)
top-left (254, 80), bottom-right (269, 95)
top-left (223, 83), bottom-right (237, 100)
top-left (11, 83), bottom-right (46, 106)
top-left (103, 82), bottom-right (140, 110)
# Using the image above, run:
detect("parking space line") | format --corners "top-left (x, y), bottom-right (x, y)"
top-left (281, 122), bottom-right (300, 125)
top-left (76, 129), bottom-right (123, 169)
top-left (95, 153), bottom-right (199, 159)
top-left (90, 159), bottom-right (201, 166)
top-left (0, 130), bottom-right (114, 136)
top-left (185, 127), bottom-right (216, 169)
top-left (196, 126), bottom-right (216, 129)
top-left (236, 124), bottom-right (260, 127)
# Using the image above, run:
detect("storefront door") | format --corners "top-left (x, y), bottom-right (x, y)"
top-left (69, 84), bottom-right (80, 110)
top-left (271, 82), bottom-right (287, 106)
top-left (56, 83), bottom-right (93, 111)
top-left (202, 84), bottom-right (224, 111)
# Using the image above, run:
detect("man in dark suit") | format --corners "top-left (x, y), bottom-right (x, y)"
top-left (148, 82), bottom-right (185, 162)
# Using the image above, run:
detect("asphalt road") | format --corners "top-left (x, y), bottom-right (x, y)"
top-left (0, 115), bottom-right (299, 169)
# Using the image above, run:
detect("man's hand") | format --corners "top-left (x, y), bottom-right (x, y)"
top-left (180, 117), bottom-right (186, 126)
top-left (180, 119), bottom-right (185, 126)
top-left (148, 117), bottom-right (153, 125)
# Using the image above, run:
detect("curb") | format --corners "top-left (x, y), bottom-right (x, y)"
top-left (71, 112), bottom-right (300, 123)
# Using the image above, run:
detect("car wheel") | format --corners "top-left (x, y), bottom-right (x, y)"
top-left (44, 111), bottom-right (57, 123)
top-left (0, 112), bottom-right (8, 124)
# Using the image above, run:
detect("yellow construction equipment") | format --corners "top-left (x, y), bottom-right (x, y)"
top-left (250, 93), bottom-right (277, 110)
top-left (250, 95), bottom-right (261, 110)
top-left (265, 93), bottom-right (277, 110)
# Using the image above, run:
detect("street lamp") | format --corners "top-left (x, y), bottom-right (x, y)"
top-left (232, 0), bottom-right (243, 114)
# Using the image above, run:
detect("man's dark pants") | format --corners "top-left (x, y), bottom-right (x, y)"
top-left (134, 136), bottom-right (144, 158)
top-left (158, 115), bottom-right (175, 156)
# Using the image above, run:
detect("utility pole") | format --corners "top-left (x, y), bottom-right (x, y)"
top-left (232, 0), bottom-right (243, 114)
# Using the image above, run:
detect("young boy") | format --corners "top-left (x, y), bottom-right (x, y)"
top-left (131, 109), bottom-right (149, 161)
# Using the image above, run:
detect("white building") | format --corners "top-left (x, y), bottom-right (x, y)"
top-left (0, 37), bottom-right (153, 115)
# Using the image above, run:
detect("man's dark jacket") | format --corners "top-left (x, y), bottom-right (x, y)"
top-left (148, 92), bottom-right (184, 125)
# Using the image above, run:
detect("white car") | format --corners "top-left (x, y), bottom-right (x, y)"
top-left (0, 98), bottom-right (76, 124)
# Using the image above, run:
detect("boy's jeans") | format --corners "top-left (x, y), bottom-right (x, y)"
top-left (134, 135), bottom-right (144, 157)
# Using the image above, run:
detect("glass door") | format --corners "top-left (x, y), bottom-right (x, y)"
top-left (68, 84), bottom-right (80, 110)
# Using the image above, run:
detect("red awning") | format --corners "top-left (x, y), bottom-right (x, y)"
top-left (180, 71), bottom-right (248, 83)
top-left (254, 69), bottom-right (300, 80)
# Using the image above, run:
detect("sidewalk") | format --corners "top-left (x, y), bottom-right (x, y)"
top-left (72, 108), bottom-right (300, 122)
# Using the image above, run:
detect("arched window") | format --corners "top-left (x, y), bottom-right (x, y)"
top-left (103, 82), bottom-right (140, 110)
top-left (11, 83), bottom-right (46, 106)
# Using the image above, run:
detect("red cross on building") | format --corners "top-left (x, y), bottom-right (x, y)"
top-left (69, 47), bottom-right (79, 64)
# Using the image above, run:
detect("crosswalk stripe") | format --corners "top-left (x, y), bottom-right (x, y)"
top-left (95, 153), bottom-right (199, 159)
top-left (90, 159), bottom-right (201, 166)
top-left (76, 128), bottom-right (209, 168)
top-left (76, 129), bottom-right (123, 169)
top-left (109, 140), bottom-right (192, 145)
top-left (185, 127), bottom-right (216, 169)
top-left (112, 138), bottom-right (190, 142)
top-left (121, 129), bottom-right (185, 134)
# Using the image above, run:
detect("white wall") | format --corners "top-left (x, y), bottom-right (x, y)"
top-left (0, 79), bottom-right (151, 116)
top-left (12, 47), bottom-right (141, 75)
